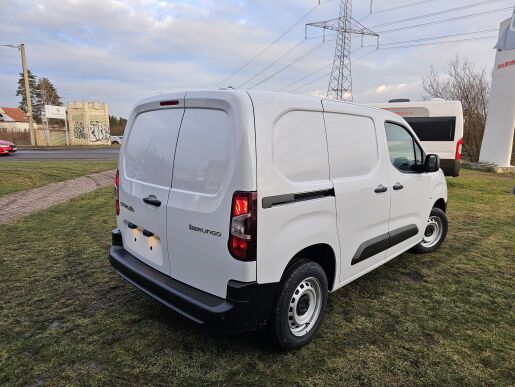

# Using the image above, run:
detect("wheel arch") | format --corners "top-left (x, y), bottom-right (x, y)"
top-left (433, 197), bottom-right (447, 212)
top-left (281, 243), bottom-right (337, 291)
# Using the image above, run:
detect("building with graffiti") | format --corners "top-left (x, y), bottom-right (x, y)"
top-left (67, 101), bottom-right (110, 145)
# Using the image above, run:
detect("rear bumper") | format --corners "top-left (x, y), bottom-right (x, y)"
top-left (440, 159), bottom-right (460, 177)
top-left (109, 230), bottom-right (278, 333)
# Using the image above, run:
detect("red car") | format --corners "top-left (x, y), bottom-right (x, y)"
top-left (0, 140), bottom-right (17, 155)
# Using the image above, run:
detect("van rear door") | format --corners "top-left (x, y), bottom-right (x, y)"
top-left (118, 94), bottom-right (185, 276)
top-left (166, 92), bottom-right (257, 298)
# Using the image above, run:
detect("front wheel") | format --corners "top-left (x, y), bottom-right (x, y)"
top-left (411, 207), bottom-right (448, 254)
top-left (270, 260), bottom-right (328, 350)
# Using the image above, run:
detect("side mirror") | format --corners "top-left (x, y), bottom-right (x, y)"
top-left (424, 154), bottom-right (440, 173)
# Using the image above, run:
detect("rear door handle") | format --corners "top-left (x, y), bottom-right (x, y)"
top-left (393, 183), bottom-right (404, 190)
top-left (374, 185), bottom-right (388, 193)
top-left (143, 196), bottom-right (161, 207)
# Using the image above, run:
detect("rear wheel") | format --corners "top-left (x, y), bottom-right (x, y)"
top-left (270, 260), bottom-right (328, 350)
top-left (411, 207), bottom-right (448, 254)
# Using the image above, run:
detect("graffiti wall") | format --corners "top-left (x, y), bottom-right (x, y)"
top-left (67, 102), bottom-right (110, 145)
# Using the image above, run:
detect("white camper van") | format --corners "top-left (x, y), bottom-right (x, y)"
top-left (369, 99), bottom-right (463, 176)
top-left (109, 90), bottom-right (448, 350)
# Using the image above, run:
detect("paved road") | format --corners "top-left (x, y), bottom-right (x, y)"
top-left (1, 148), bottom-right (119, 161)
top-left (0, 170), bottom-right (116, 224)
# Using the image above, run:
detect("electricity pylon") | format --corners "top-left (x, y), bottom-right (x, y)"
top-left (306, 0), bottom-right (378, 100)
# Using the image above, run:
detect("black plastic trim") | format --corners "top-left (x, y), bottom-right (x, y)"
top-left (109, 231), bottom-right (278, 333)
top-left (440, 159), bottom-right (460, 177)
top-left (112, 228), bottom-right (123, 246)
top-left (262, 188), bottom-right (335, 209)
top-left (351, 224), bottom-right (419, 265)
top-left (389, 224), bottom-right (419, 247)
top-left (351, 232), bottom-right (390, 265)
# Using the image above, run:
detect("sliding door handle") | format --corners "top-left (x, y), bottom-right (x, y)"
top-left (393, 183), bottom-right (404, 191)
top-left (374, 185), bottom-right (388, 193)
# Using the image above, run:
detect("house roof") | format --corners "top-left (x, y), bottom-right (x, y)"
top-left (0, 107), bottom-right (29, 122)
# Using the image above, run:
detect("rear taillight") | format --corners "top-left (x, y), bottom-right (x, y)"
top-left (455, 137), bottom-right (463, 160)
top-left (228, 191), bottom-right (257, 262)
top-left (115, 169), bottom-right (120, 216)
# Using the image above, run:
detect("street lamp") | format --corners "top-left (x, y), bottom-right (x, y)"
top-left (0, 43), bottom-right (36, 145)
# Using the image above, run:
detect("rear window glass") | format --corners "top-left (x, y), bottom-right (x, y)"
top-left (124, 109), bottom-right (184, 187)
top-left (404, 116), bottom-right (456, 141)
top-left (172, 109), bottom-right (230, 195)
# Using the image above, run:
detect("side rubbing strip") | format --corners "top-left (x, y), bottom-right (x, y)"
top-left (389, 224), bottom-right (419, 248)
top-left (262, 189), bottom-right (335, 209)
top-left (351, 224), bottom-right (419, 265)
top-left (351, 232), bottom-right (390, 265)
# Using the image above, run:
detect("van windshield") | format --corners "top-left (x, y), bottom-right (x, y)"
top-left (404, 116), bottom-right (456, 141)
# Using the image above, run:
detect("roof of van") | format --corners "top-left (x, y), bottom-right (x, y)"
top-left (368, 100), bottom-right (462, 108)
top-left (134, 89), bottom-right (404, 121)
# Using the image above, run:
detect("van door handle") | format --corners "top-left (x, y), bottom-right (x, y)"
top-left (143, 196), bottom-right (161, 207)
top-left (374, 185), bottom-right (388, 193)
top-left (393, 183), bottom-right (404, 190)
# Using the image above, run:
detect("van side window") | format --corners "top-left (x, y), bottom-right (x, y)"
top-left (404, 116), bottom-right (456, 141)
top-left (385, 122), bottom-right (422, 173)
top-left (324, 113), bottom-right (378, 178)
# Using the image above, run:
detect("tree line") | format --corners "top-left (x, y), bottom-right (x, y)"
top-left (16, 70), bottom-right (63, 123)
top-left (16, 71), bottom-right (127, 134)
top-left (423, 56), bottom-right (489, 163)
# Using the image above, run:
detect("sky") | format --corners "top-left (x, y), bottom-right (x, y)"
top-left (0, 0), bottom-right (513, 117)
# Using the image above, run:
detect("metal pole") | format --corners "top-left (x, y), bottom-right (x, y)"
top-left (19, 44), bottom-right (36, 145)
top-left (64, 109), bottom-right (70, 146)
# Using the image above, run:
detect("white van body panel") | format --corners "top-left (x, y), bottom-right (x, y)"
top-left (167, 91), bottom-right (257, 298)
top-left (321, 100), bottom-right (391, 284)
top-left (369, 100), bottom-right (464, 160)
top-left (381, 125), bottom-right (430, 259)
top-left (248, 91), bottom-right (341, 287)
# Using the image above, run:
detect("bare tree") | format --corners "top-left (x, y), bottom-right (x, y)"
top-left (423, 57), bottom-right (489, 162)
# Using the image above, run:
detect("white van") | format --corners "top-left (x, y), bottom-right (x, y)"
top-left (109, 90), bottom-right (448, 350)
top-left (369, 99), bottom-right (463, 176)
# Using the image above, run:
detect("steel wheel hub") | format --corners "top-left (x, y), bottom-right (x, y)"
top-left (288, 277), bottom-right (322, 337)
top-left (421, 215), bottom-right (443, 248)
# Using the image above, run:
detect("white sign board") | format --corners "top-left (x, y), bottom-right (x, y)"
top-left (44, 105), bottom-right (67, 120)
top-left (480, 16), bottom-right (515, 167)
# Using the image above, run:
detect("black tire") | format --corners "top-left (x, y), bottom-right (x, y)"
top-left (411, 207), bottom-right (448, 254)
top-left (270, 259), bottom-right (328, 350)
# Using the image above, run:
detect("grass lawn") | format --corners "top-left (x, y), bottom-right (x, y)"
top-left (0, 160), bottom-right (117, 196)
top-left (0, 169), bottom-right (513, 385)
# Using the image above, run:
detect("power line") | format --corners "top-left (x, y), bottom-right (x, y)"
top-left (278, 46), bottom-right (367, 92)
top-left (291, 49), bottom-right (378, 92)
top-left (237, 40), bottom-right (306, 88)
top-left (214, 3), bottom-right (322, 88)
top-left (378, 34), bottom-right (497, 49)
top-left (278, 62), bottom-right (331, 91)
top-left (370, 0), bottom-right (509, 28)
top-left (249, 40), bottom-right (328, 89)
top-left (377, 7), bottom-right (513, 34)
top-left (234, 0), bottom-right (340, 89)
top-left (288, 30), bottom-right (499, 93)
top-left (359, 0), bottom-right (439, 22)
top-left (376, 28), bottom-right (498, 47)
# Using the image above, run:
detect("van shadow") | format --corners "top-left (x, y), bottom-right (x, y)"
top-left (130, 247), bottom-right (448, 355)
